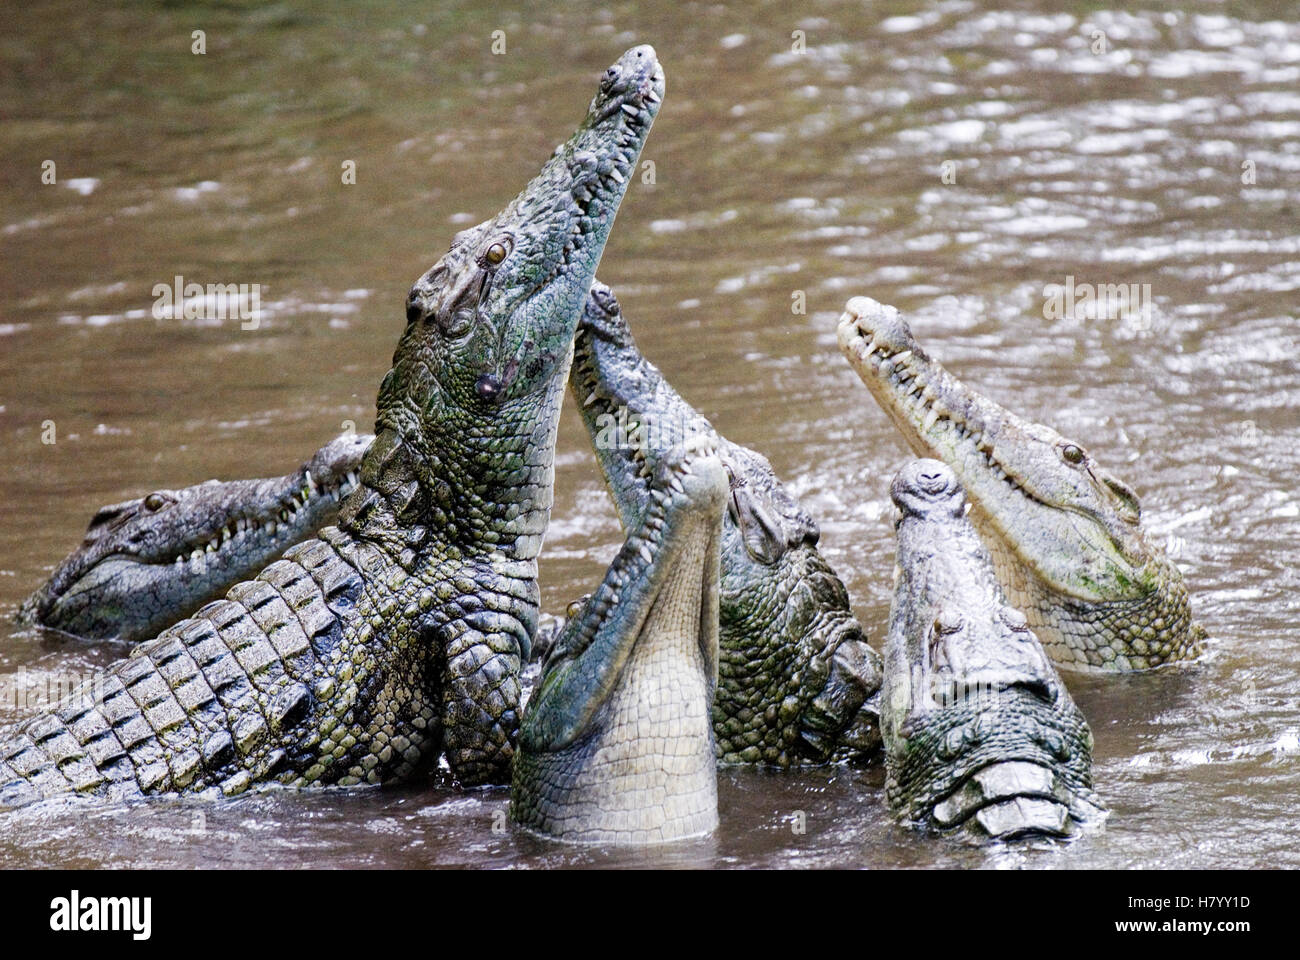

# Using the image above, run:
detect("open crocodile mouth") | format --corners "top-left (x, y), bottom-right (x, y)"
top-left (565, 433), bottom-right (721, 682)
top-left (515, 435), bottom-right (722, 844)
top-left (528, 433), bottom-right (724, 751)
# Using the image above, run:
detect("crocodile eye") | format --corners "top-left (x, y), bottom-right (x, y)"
top-left (1061, 444), bottom-right (1085, 465)
top-left (1002, 608), bottom-right (1034, 640)
top-left (485, 242), bottom-right (508, 265)
top-left (933, 612), bottom-right (963, 636)
top-left (143, 493), bottom-right (169, 511)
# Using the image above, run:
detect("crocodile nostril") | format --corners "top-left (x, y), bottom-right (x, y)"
top-left (405, 295), bottom-right (423, 324)
top-left (918, 471), bottom-right (946, 493)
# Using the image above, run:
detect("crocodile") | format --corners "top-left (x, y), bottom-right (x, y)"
top-left (17, 433), bottom-right (372, 644)
top-left (882, 459), bottom-right (1106, 840)
top-left (512, 436), bottom-right (725, 844)
top-left (838, 296), bottom-right (1205, 673)
top-left (567, 281), bottom-right (882, 765)
top-left (0, 45), bottom-right (665, 806)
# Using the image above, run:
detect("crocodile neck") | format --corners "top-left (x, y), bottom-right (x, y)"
top-left (339, 362), bottom-right (569, 572)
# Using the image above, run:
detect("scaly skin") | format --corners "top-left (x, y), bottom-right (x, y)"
top-left (17, 434), bottom-right (372, 643)
top-left (0, 46), bottom-right (664, 806)
top-left (838, 297), bottom-right (1205, 673)
top-left (512, 437), bottom-right (724, 844)
top-left (569, 283), bottom-right (882, 764)
top-left (883, 460), bottom-right (1106, 840)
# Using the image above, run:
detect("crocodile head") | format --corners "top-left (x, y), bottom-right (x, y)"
top-left (512, 437), bottom-right (725, 844)
top-left (570, 282), bottom-right (882, 764)
top-left (17, 433), bottom-right (370, 642)
top-left (339, 46), bottom-right (664, 564)
top-left (838, 296), bottom-right (1204, 672)
top-left (882, 459), bottom-right (1106, 841)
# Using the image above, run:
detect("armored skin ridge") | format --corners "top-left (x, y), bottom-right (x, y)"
top-left (838, 296), bottom-right (1205, 673)
top-left (567, 281), bottom-right (882, 765)
top-left (0, 45), bottom-right (665, 806)
top-left (18, 433), bottom-right (373, 643)
top-left (512, 437), bottom-right (725, 844)
top-left (882, 459), bottom-right (1106, 840)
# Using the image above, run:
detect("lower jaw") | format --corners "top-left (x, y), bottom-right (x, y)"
top-left (948, 796), bottom-right (1075, 840)
top-left (515, 792), bottom-right (719, 846)
top-left (513, 759), bottom-right (718, 845)
top-left (923, 760), bottom-right (1090, 841)
top-left (513, 719), bottom-right (719, 845)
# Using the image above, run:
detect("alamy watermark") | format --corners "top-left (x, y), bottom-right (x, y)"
top-left (1042, 275), bottom-right (1152, 327)
top-left (889, 666), bottom-right (1051, 714)
top-left (152, 275), bottom-right (262, 329)
top-left (4, 665), bottom-right (112, 713)
top-left (589, 405), bottom-right (708, 453)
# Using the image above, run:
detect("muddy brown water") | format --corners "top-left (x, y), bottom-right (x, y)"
top-left (1, 1), bottom-right (1297, 868)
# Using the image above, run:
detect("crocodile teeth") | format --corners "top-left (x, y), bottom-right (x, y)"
top-left (923, 407), bottom-right (940, 433)
top-left (621, 103), bottom-right (640, 117)
top-left (609, 167), bottom-right (626, 184)
top-left (584, 390), bottom-right (599, 407)
top-left (639, 543), bottom-right (654, 564)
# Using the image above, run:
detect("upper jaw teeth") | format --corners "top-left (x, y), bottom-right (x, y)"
top-left (170, 468), bottom-right (362, 568)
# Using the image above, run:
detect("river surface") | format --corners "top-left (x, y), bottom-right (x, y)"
top-left (1, 1), bottom-right (1297, 869)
